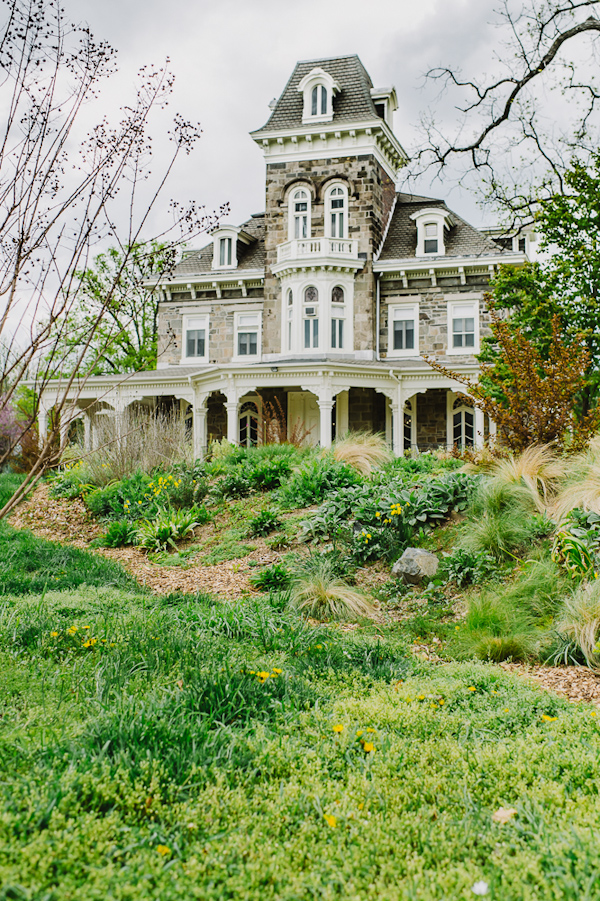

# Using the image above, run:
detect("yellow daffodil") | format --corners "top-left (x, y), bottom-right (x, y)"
top-left (324, 814), bottom-right (337, 828)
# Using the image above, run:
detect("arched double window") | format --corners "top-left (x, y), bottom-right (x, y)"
top-left (453, 397), bottom-right (474, 447)
top-left (325, 184), bottom-right (348, 239)
top-left (331, 285), bottom-right (345, 350)
top-left (239, 401), bottom-right (259, 447)
top-left (289, 187), bottom-right (311, 240)
top-left (311, 84), bottom-right (327, 116)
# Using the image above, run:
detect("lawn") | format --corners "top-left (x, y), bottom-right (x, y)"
top-left (1, 570), bottom-right (599, 898)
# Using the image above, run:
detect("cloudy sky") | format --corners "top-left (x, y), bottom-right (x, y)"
top-left (62, 0), bottom-right (574, 242)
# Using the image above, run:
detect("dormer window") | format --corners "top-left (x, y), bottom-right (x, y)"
top-left (311, 84), bottom-right (327, 116)
top-left (411, 208), bottom-right (455, 257)
top-left (424, 223), bottom-right (438, 254)
top-left (288, 187), bottom-right (311, 240)
top-left (297, 67), bottom-right (340, 124)
top-left (211, 224), bottom-right (254, 271)
top-left (219, 237), bottom-right (233, 267)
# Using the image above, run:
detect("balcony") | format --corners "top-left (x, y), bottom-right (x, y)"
top-left (275, 237), bottom-right (360, 268)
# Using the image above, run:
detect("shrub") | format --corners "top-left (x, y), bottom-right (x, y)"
top-left (213, 469), bottom-right (253, 499)
top-left (331, 431), bottom-right (393, 475)
top-left (136, 507), bottom-right (203, 552)
top-left (250, 563), bottom-right (293, 591)
top-left (48, 463), bottom-right (93, 500)
top-left (97, 519), bottom-right (138, 548)
top-left (85, 470), bottom-right (154, 521)
top-left (163, 461), bottom-right (208, 508)
top-left (249, 458), bottom-right (291, 491)
top-left (556, 580), bottom-right (600, 669)
top-left (249, 510), bottom-right (282, 537)
top-left (277, 456), bottom-right (361, 508)
top-left (439, 548), bottom-right (497, 588)
top-left (290, 556), bottom-right (374, 622)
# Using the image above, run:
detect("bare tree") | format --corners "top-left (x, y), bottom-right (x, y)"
top-left (0, 0), bottom-right (225, 518)
top-left (412, 0), bottom-right (600, 223)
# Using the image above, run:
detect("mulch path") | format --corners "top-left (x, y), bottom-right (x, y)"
top-left (9, 485), bottom-right (600, 706)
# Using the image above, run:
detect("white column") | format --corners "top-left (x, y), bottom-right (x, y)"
top-left (336, 390), bottom-right (349, 436)
top-left (83, 413), bottom-right (92, 451)
top-left (225, 401), bottom-right (238, 444)
top-left (391, 402), bottom-right (402, 456)
top-left (474, 406), bottom-right (485, 449)
top-left (38, 406), bottom-right (49, 442)
top-left (193, 404), bottom-right (208, 458)
top-left (411, 393), bottom-right (418, 452)
top-left (318, 399), bottom-right (334, 449)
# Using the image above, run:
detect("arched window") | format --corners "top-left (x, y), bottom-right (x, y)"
top-left (239, 401), bottom-right (259, 447)
top-left (453, 398), bottom-right (474, 447)
top-left (331, 286), bottom-right (345, 350)
top-left (311, 84), bottom-right (327, 116)
top-left (303, 286), bottom-right (319, 349)
top-left (326, 185), bottom-right (348, 239)
top-left (287, 288), bottom-right (293, 351)
top-left (289, 188), bottom-right (310, 240)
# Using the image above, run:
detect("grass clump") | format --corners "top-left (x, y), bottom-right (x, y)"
top-left (483, 444), bottom-right (565, 513)
top-left (556, 580), bottom-right (600, 670)
top-left (250, 563), bottom-right (293, 591)
top-left (291, 555), bottom-right (374, 621)
top-left (460, 479), bottom-right (539, 561)
top-left (331, 430), bottom-right (393, 475)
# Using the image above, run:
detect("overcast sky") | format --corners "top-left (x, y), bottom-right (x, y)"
top-left (61, 0), bottom-right (539, 242)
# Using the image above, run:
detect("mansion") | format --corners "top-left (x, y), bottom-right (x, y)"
top-left (40, 55), bottom-right (528, 456)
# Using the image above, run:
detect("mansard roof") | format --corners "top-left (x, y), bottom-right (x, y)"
top-left (378, 193), bottom-right (508, 261)
top-left (172, 214), bottom-right (265, 277)
top-left (252, 55), bottom-right (381, 135)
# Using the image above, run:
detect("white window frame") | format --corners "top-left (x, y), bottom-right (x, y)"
top-left (330, 285), bottom-right (346, 351)
top-left (288, 186), bottom-right (312, 241)
top-left (410, 208), bottom-right (454, 257)
top-left (233, 310), bottom-right (262, 362)
top-left (297, 67), bottom-right (340, 124)
top-left (386, 302), bottom-right (419, 358)
top-left (212, 226), bottom-right (239, 270)
top-left (302, 285), bottom-right (320, 350)
top-left (182, 314), bottom-right (209, 363)
top-left (325, 183), bottom-right (348, 240)
top-left (447, 299), bottom-right (480, 355)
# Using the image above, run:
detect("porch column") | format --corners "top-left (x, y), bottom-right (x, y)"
top-left (474, 407), bottom-right (485, 449)
top-left (225, 401), bottom-right (238, 444)
top-left (83, 413), bottom-right (92, 451)
top-left (488, 416), bottom-right (497, 439)
top-left (318, 398), bottom-right (334, 449)
top-left (193, 403), bottom-right (208, 458)
top-left (391, 401), bottom-right (402, 456)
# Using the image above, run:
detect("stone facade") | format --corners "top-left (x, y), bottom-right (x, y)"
top-left (416, 389), bottom-right (448, 448)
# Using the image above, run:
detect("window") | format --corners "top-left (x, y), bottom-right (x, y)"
top-left (404, 400), bottom-right (413, 451)
top-left (423, 222), bottom-right (438, 254)
top-left (447, 300), bottom-right (479, 354)
top-left (330, 285), bottom-right (344, 350)
top-left (183, 316), bottom-right (208, 361)
top-left (325, 184), bottom-right (348, 239)
top-left (287, 289), bottom-right (293, 352)
top-left (453, 400), bottom-right (474, 447)
top-left (235, 312), bottom-right (260, 358)
top-left (388, 303), bottom-right (418, 356)
top-left (289, 188), bottom-right (310, 240)
top-left (303, 286), bottom-right (319, 349)
top-left (239, 401), bottom-right (258, 447)
top-left (311, 84), bottom-right (327, 116)
top-left (219, 237), bottom-right (232, 267)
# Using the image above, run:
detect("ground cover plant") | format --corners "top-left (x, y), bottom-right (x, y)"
top-left (1, 583), bottom-right (600, 899)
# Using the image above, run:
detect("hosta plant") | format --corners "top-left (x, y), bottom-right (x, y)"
top-left (136, 507), bottom-right (203, 552)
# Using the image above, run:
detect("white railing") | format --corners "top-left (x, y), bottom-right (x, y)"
top-left (277, 237), bottom-right (359, 263)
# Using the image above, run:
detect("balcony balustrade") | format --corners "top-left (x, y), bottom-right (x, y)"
top-left (276, 237), bottom-right (359, 264)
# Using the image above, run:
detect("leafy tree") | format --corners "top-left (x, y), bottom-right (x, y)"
top-left (426, 308), bottom-right (597, 452)
top-left (48, 242), bottom-right (175, 376)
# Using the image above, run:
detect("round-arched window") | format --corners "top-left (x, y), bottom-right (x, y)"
top-left (239, 401), bottom-right (259, 447)
top-left (291, 188), bottom-right (309, 239)
top-left (303, 286), bottom-right (319, 349)
top-left (331, 286), bottom-right (344, 304)
top-left (304, 286), bottom-right (318, 304)
top-left (327, 185), bottom-right (347, 239)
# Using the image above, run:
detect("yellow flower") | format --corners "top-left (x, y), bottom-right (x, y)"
top-left (417, 694), bottom-right (425, 701)
top-left (375, 512), bottom-right (381, 518)
top-left (366, 727), bottom-right (376, 733)
top-left (83, 625), bottom-right (91, 630)
top-left (542, 714), bottom-right (558, 722)
top-left (50, 631), bottom-right (59, 637)
top-left (356, 730), bottom-right (364, 737)
top-left (467, 686), bottom-right (476, 692)
top-left (366, 533), bottom-right (371, 539)
top-left (332, 724), bottom-right (344, 733)
top-left (324, 814), bottom-right (337, 828)
top-left (256, 671), bottom-right (270, 681)
top-left (156, 845), bottom-right (171, 856)
top-left (272, 667), bottom-right (283, 675)
top-left (67, 626), bottom-right (78, 635)
top-left (363, 742), bottom-right (375, 753)
top-left (438, 699), bottom-right (445, 705)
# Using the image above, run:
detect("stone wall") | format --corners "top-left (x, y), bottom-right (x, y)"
top-left (379, 286), bottom-right (493, 365)
top-left (263, 155), bottom-right (395, 356)
top-left (416, 389), bottom-right (448, 449)
top-left (347, 387), bottom-right (386, 434)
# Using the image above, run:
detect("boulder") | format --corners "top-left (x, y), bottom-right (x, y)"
top-left (392, 547), bottom-right (439, 584)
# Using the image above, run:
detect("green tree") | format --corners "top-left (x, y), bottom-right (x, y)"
top-left (50, 242), bottom-right (175, 376)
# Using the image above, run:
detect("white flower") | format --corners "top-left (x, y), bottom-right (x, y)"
top-left (472, 882), bottom-right (489, 896)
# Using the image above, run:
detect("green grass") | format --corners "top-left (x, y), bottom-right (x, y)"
top-left (1, 582), bottom-right (600, 899)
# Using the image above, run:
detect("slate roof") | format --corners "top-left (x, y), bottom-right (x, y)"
top-left (171, 214), bottom-right (265, 278)
top-left (252, 55), bottom-right (381, 136)
top-left (378, 193), bottom-right (508, 261)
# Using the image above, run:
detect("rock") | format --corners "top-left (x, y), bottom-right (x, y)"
top-left (392, 547), bottom-right (439, 584)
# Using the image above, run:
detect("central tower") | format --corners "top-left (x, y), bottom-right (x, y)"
top-left (250, 55), bottom-right (407, 362)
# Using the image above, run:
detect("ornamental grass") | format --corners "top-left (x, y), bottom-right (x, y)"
top-left (556, 580), bottom-right (600, 671)
top-left (330, 430), bottom-right (393, 476)
top-left (291, 556), bottom-right (374, 622)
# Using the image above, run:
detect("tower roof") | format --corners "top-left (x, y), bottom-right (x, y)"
top-left (252, 55), bottom-right (382, 136)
